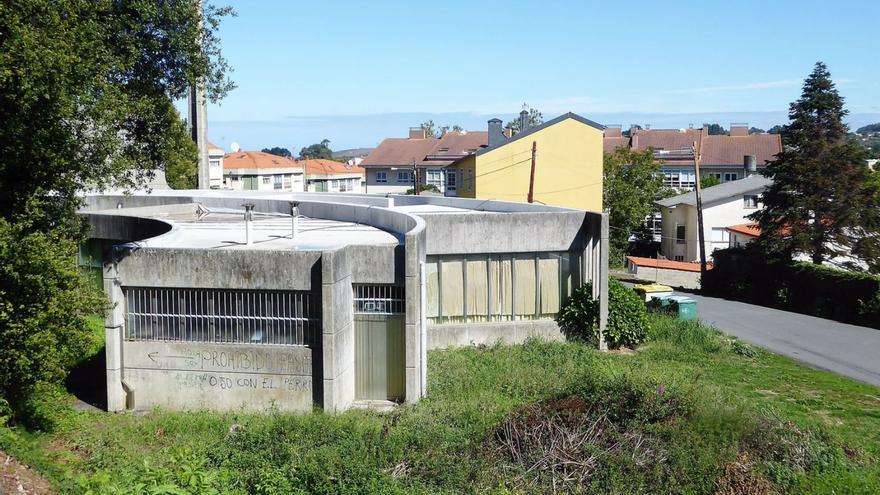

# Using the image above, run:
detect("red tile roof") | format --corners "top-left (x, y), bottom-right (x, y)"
top-left (725, 223), bottom-right (761, 237)
top-left (361, 131), bottom-right (487, 168)
top-left (605, 127), bottom-right (782, 168)
top-left (223, 151), bottom-right (300, 170)
top-left (299, 158), bottom-right (364, 177)
top-left (626, 256), bottom-right (712, 273)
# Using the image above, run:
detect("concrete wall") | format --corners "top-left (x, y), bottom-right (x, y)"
top-left (121, 341), bottom-right (314, 412)
top-left (630, 264), bottom-right (701, 289)
top-left (427, 320), bottom-right (564, 349)
top-left (320, 249), bottom-right (355, 411)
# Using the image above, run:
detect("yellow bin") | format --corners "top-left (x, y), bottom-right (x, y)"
top-left (633, 283), bottom-right (673, 302)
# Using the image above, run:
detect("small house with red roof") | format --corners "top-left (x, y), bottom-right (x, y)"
top-left (222, 150), bottom-right (304, 191)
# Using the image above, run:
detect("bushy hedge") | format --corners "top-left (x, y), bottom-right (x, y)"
top-left (703, 245), bottom-right (880, 328)
top-left (557, 279), bottom-right (649, 348)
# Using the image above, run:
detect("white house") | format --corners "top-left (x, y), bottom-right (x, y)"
top-left (656, 174), bottom-right (771, 262)
top-left (222, 150), bottom-right (304, 192)
top-left (300, 158), bottom-right (365, 193)
top-left (207, 142), bottom-right (225, 189)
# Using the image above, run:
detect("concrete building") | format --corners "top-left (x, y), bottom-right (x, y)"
top-left (80, 191), bottom-right (608, 414)
top-left (207, 142), bottom-right (225, 189)
top-left (300, 158), bottom-right (365, 193)
top-left (451, 112), bottom-right (605, 212)
top-left (656, 174), bottom-right (771, 262)
top-left (360, 129), bottom-right (488, 195)
top-left (223, 151), bottom-right (304, 192)
top-left (625, 256), bottom-right (705, 289)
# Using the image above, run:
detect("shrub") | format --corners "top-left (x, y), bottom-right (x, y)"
top-left (0, 220), bottom-right (105, 426)
top-left (557, 279), bottom-right (649, 349)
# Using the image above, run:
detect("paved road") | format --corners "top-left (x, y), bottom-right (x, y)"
top-left (678, 291), bottom-right (880, 387)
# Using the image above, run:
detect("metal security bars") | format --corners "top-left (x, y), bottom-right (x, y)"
top-left (124, 287), bottom-right (319, 346)
top-left (353, 285), bottom-right (405, 315)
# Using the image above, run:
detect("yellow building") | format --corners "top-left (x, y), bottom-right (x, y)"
top-left (450, 112), bottom-right (604, 212)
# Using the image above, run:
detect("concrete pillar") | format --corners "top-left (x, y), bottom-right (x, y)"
top-left (597, 212), bottom-right (610, 352)
top-left (320, 248), bottom-right (354, 412)
top-left (403, 230), bottom-right (426, 402)
top-left (103, 256), bottom-right (126, 411)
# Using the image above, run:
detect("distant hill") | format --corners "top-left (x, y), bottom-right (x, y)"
top-left (332, 147), bottom-right (374, 158)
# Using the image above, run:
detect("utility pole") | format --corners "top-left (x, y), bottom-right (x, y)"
top-left (692, 141), bottom-right (708, 281)
top-left (189, 0), bottom-right (210, 190)
top-left (412, 159), bottom-right (420, 195)
top-left (527, 141), bottom-right (537, 203)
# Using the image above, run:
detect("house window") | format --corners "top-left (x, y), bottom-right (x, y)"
top-left (273, 175), bottom-right (282, 190)
top-left (711, 227), bottom-right (729, 244)
top-left (330, 179), bottom-right (339, 189)
top-left (676, 225), bottom-right (686, 244)
top-left (743, 195), bottom-right (758, 209)
top-left (426, 169), bottom-right (443, 188)
top-left (724, 172), bottom-right (738, 182)
top-left (283, 175), bottom-right (292, 189)
top-left (467, 169), bottom-right (473, 192)
top-left (663, 169), bottom-right (696, 189)
top-left (209, 160), bottom-right (221, 168)
top-left (674, 256), bottom-right (684, 262)
top-left (262, 177), bottom-right (271, 185)
top-left (397, 171), bottom-right (412, 183)
top-left (376, 171), bottom-right (387, 183)
top-left (446, 170), bottom-right (456, 190)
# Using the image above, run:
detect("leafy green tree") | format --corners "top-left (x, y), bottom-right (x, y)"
top-left (0, 0), bottom-right (234, 421)
top-left (505, 104), bottom-right (544, 134)
top-left (420, 120), bottom-right (437, 138)
top-left (767, 125), bottom-right (786, 134)
top-left (748, 127), bottom-right (765, 134)
top-left (700, 175), bottom-right (721, 189)
top-left (300, 139), bottom-right (333, 159)
top-left (164, 123), bottom-right (199, 189)
top-left (603, 147), bottom-right (669, 264)
top-left (751, 62), bottom-right (879, 268)
top-left (856, 123), bottom-right (880, 134)
top-left (705, 123), bottom-right (728, 135)
top-left (261, 147), bottom-right (292, 158)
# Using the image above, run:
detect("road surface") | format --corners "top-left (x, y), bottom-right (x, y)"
top-left (677, 291), bottom-right (880, 387)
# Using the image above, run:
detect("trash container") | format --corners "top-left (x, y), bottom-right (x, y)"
top-left (668, 296), bottom-right (697, 321)
top-left (633, 283), bottom-right (673, 302)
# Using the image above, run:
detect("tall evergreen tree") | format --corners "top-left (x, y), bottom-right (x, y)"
top-left (751, 62), bottom-right (879, 269)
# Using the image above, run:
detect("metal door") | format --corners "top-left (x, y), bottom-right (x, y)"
top-left (353, 285), bottom-right (406, 402)
top-left (354, 314), bottom-right (405, 401)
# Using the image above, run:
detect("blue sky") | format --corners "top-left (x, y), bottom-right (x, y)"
top-left (194, 0), bottom-right (880, 151)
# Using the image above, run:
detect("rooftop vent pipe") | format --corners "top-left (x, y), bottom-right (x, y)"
top-left (242, 203), bottom-right (255, 245)
top-left (289, 201), bottom-right (300, 239)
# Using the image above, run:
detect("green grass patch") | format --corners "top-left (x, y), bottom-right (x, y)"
top-left (2, 314), bottom-right (879, 494)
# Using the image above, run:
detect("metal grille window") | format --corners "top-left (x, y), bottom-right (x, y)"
top-left (124, 287), bottom-right (319, 346)
top-left (353, 285), bottom-right (405, 315)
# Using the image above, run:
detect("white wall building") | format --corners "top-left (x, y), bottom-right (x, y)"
top-left (207, 142), bottom-right (225, 189)
top-left (223, 151), bottom-right (304, 192)
top-left (301, 159), bottom-right (365, 193)
top-left (656, 175), bottom-right (771, 262)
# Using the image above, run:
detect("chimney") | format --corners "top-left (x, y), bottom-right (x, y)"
top-left (409, 127), bottom-right (426, 139)
top-left (519, 109), bottom-right (530, 133)
top-left (744, 155), bottom-right (757, 177)
top-left (488, 118), bottom-right (505, 147)
top-left (242, 203), bottom-right (255, 245)
top-left (730, 123), bottom-right (749, 137)
top-left (605, 124), bottom-right (622, 138)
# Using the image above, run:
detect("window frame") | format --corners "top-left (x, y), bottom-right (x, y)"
top-left (375, 171), bottom-right (388, 183)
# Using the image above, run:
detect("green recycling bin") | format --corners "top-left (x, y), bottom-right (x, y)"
top-left (668, 296), bottom-right (697, 321)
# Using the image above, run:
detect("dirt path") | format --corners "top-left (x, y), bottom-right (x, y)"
top-left (0, 451), bottom-right (52, 495)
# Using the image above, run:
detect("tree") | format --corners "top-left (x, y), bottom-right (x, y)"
top-left (856, 123), bottom-right (880, 134)
top-left (164, 126), bottom-right (200, 189)
top-left (767, 125), bottom-right (786, 134)
top-left (300, 139), bottom-right (333, 159)
top-left (700, 175), bottom-right (721, 189)
top-left (751, 62), bottom-right (879, 269)
top-left (420, 120), bottom-right (437, 138)
top-left (705, 123), bottom-right (728, 135)
top-left (262, 147), bottom-right (292, 158)
top-left (603, 147), bottom-right (670, 264)
top-left (505, 104), bottom-right (544, 135)
top-left (0, 0), bottom-right (234, 421)
top-left (749, 127), bottom-right (766, 134)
